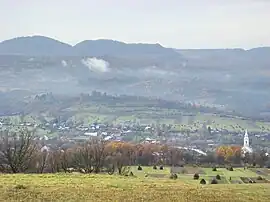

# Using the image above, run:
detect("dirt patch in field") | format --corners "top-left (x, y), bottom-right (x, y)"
top-left (170, 167), bottom-right (205, 174)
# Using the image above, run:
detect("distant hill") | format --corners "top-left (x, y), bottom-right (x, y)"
top-left (0, 36), bottom-right (180, 58)
top-left (248, 47), bottom-right (270, 56)
top-left (176, 47), bottom-right (270, 60)
top-left (0, 35), bottom-right (269, 117)
top-left (74, 39), bottom-right (179, 57)
top-left (0, 36), bottom-right (74, 56)
top-left (246, 47), bottom-right (270, 64)
top-left (176, 47), bottom-right (270, 68)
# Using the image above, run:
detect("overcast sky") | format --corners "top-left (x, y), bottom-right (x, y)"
top-left (1, 0), bottom-right (270, 49)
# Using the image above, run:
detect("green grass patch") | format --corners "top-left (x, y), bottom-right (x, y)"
top-left (0, 173), bottom-right (269, 202)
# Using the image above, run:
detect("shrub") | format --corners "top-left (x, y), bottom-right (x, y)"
top-left (138, 166), bottom-right (142, 171)
top-left (200, 179), bottom-right (206, 184)
top-left (193, 173), bottom-right (200, 180)
top-left (153, 165), bottom-right (157, 170)
top-left (212, 167), bottom-right (217, 171)
top-left (229, 167), bottom-right (234, 171)
top-left (159, 165), bottom-right (164, 170)
top-left (129, 171), bottom-right (134, 177)
top-left (257, 176), bottom-right (263, 180)
top-left (211, 179), bottom-right (218, 184)
top-left (216, 174), bottom-right (221, 180)
top-left (170, 173), bottom-right (178, 180)
top-left (14, 184), bottom-right (27, 190)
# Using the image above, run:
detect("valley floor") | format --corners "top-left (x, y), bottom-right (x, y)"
top-left (0, 173), bottom-right (269, 202)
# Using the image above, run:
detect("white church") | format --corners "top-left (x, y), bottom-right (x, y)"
top-left (241, 129), bottom-right (253, 154)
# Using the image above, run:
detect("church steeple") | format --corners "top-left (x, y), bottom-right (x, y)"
top-left (244, 129), bottom-right (249, 147)
top-left (242, 129), bottom-right (253, 155)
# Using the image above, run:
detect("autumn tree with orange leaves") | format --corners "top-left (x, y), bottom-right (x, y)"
top-left (216, 145), bottom-right (242, 164)
top-left (105, 141), bottom-right (135, 174)
top-left (136, 143), bottom-right (162, 166)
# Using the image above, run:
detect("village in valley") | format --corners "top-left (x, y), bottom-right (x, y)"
top-left (1, 92), bottom-right (270, 177)
top-left (1, 110), bottom-right (270, 156)
top-left (0, 87), bottom-right (270, 200)
top-left (1, 92), bottom-right (270, 202)
top-left (1, 2), bottom-right (270, 198)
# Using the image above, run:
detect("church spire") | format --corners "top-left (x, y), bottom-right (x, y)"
top-left (242, 129), bottom-right (253, 154)
top-left (244, 129), bottom-right (249, 147)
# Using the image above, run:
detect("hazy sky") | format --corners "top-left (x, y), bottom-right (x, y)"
top-left (1, 0), bottom-right (270, 49)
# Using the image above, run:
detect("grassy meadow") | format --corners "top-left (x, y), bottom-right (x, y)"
top-left (1, 167), bottom-right (270, 202)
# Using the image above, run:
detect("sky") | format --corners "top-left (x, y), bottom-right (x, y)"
top-left (1, 0), bottom-right (270, 49)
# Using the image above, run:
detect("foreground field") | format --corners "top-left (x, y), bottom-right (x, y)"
top-left (0, 174), bottom-right (269, 202)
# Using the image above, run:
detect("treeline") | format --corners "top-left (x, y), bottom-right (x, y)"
top-left (216, 145), bottom-right (269, 167)
top-left (0, 130), bottom-right (269, 174)
top-left (0, 130), bottom-right (183, 174)
top-left (80, 91), bottom-right (223, 114)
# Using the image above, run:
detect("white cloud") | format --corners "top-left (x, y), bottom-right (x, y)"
top-left (61, 60), bottom-right (67, 67)
top-left (81, 57), bottom-right (110, 73)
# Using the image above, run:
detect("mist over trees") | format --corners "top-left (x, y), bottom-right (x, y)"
top-left (0, 36), bottom-right (270, 117)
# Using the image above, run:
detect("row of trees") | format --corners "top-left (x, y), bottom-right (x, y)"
top-left (216, 145), bottom-right (269, 167)
top-left (1, 130), bottom-right (269, 174)
top-left (0, 130), bottom-right (184, 174)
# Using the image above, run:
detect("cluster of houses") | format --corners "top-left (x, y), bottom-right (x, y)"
top-left (1, 117), bottom-right (270, 156)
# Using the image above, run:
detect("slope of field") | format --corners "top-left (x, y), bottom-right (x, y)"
top-left (0, 174), bottom-right (269, 202)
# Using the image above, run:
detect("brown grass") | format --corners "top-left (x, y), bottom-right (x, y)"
top-left (0, 174), bottom-right (269, 202)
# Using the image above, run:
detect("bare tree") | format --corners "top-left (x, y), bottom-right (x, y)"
top-left (47, 150), bottom-right (61, 173)
top-left (0, 129), bottom-right (37, 173)
top-left (54, 139), bottom-right (107, 174)
top-left (105, 142), bottom-right (134, 175)
top-left (91, 138), bottom-right (107, 173)
top-left (114, 152), bottom-right (129, 175)
top-left (167, 147), bottom-right (182, 166)
top-left (72, 144), bottom-right (94, 173)
top-left (34, 150), bottom-right (49, 173)
top-left (59, 149), bottom-right (72, 172)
